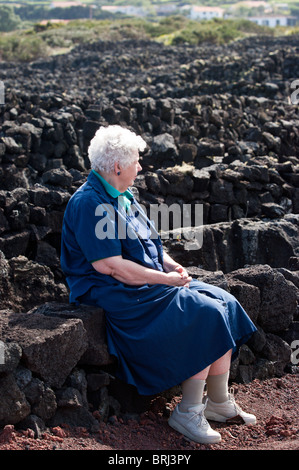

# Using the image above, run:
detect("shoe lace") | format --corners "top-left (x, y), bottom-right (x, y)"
top-left (190, 402), bottom-right (210, 429)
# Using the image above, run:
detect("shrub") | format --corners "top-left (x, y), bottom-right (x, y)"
top-left (168, 18), bottom-right (273, 45)
top-left (0, 5), bottom-right (21, 32)
top-left (0, 34), bottom-right (49, 61)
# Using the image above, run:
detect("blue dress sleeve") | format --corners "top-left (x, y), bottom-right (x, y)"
top-left (72, 196), bottom-right (122, 263)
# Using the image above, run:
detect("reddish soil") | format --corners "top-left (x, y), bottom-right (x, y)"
top-left (0, 374), bottom-right (298, 452)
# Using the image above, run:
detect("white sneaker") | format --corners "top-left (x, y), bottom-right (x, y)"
top-left (204, 392), bottom-right (256, 425)
top-left (168, 402), bottom-right (222, 444)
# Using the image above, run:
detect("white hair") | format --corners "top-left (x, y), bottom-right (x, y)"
top-left (88, 125), bottom-right (147, 173)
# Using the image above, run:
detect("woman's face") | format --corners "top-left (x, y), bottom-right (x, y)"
top-left (119, 150), bottom-right (142, 191)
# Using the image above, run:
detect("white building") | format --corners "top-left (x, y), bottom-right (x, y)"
top-left (101, 5), bottom-right (146, 17)
top-left (249, 15), bottom-right (297, 27)
top-left (185, 6), bottom-right (225, 20)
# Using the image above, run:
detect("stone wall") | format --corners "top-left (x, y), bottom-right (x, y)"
top-left (0, 38), bottom-right (298, 272)
top-left (0, 262), bottom-right (298, 433)
top-left (0, 36), bottom-right (298, 432)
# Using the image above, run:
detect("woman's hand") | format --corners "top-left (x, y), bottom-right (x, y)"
top-left (165, 269), bottom-right (192, 287)
top-left (174, 264), bottom-right (189, 277)
top-left (162, 252), bottom-right (191, 287)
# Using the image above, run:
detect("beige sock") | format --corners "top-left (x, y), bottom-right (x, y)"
top-left (179, 378), bottom-right (205, 412)
top-left (206, 371), bottom-right (230, 403)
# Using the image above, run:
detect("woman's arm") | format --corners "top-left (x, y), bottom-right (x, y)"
top-left (92, 255), bottom-right (191, 287)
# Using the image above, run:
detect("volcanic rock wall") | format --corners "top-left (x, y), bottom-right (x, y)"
top-left (0, 37), bottom-right (298, 431)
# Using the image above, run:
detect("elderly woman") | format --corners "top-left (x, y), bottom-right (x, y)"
top-left (61, 125), bottom-right (257, 444)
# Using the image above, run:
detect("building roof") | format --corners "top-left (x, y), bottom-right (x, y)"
top-left (50, 1), bottom-right (85, 7)
top-left (39, 19), bottom-right (70, 24)
top-left (234, 1), bottom-right (270, 7)
top-left (250, 14), bottom-right (297, 18)
top-left (101, 5), bottom-right (118, 10)
top-left (191, 6), bottom-right (225, 12)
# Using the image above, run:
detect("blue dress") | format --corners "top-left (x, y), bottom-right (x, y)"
top-left (61, 171), bottom-right (257, 395)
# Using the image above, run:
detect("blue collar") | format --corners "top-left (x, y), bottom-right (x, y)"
top-left (90, 170), bottom-right (133, 211)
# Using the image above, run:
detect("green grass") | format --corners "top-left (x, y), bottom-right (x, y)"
top-left (0, 15), bottom-right (297, 62)
top-left (0, 33), bottom-right (50, 61)
top-left (169, 18), bottom-right (275, 45)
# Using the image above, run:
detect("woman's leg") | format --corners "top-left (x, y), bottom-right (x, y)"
top-left (180, 349), bottom-right (232, 411)
top-left (206, 349), bottom-right (232, 403)
top-left (204, 350), bottom-right (257, 425)
top-left (169, 351), bottom-right (233, 444)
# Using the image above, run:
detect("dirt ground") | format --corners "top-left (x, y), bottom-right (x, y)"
top-left (0, 374), bottom-right (298, 453)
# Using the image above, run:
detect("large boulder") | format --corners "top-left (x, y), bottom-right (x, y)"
top-left (30, 302), bottom-right (113, 367)
top-left (0, 374), bottom-right (31, 427)
top-left (0, 254), bottom-right (68, 312)
top-left (226, 264), bottom-right (297, 333)
top-left (162, 214), bottom-right (299, 273)
top-left (0, 310), bottom-right (88, 387)
top-left (150, 133), bottom-right (179, 167)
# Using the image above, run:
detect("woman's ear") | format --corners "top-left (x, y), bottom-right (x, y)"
top-left (114, 162), bottom-right (121, 175)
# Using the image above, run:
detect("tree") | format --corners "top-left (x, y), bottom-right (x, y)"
top-left (0, 5), bottom-right (21, 32)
